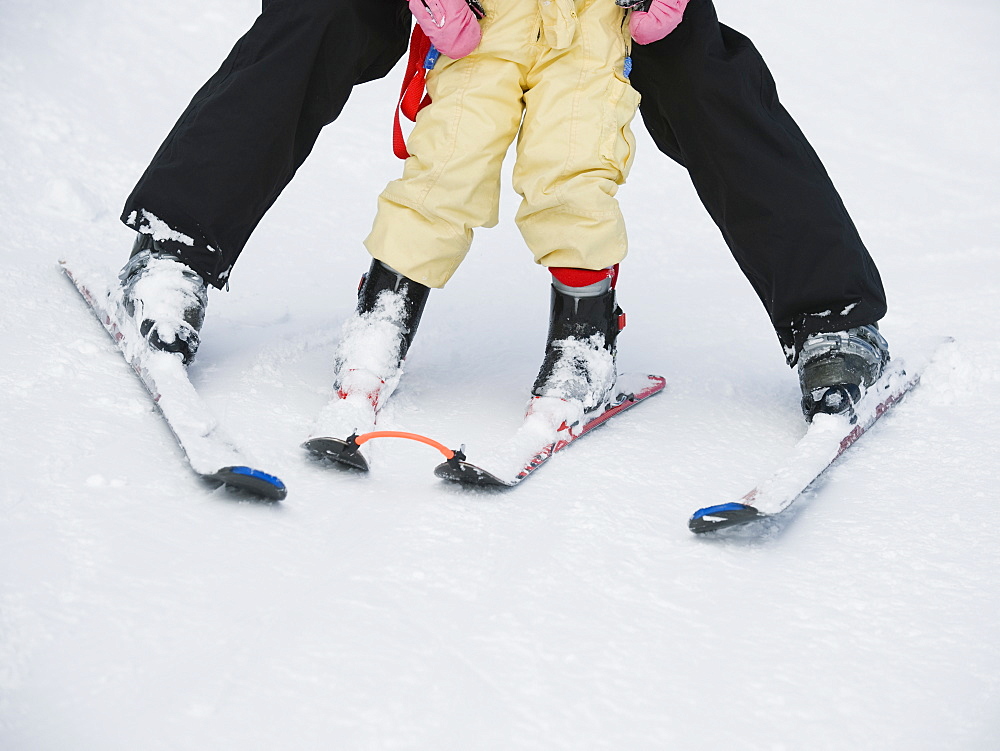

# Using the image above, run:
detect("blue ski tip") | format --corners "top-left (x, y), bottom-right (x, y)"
top-left (689, 502), bottom-right (763, 533)
top-left (229, 466), bottom-right (285, 486)
top-left (212, 466), bottom-right (287, 501)
top-left (692, 502), bottom-right (751, 518)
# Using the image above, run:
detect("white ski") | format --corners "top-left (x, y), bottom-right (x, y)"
top-left (688, 343), bottom-right (949, 533)
top-left (60, 259), bottom-right (287, 500)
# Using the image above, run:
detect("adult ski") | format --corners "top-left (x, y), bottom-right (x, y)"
top-left (60, 260), bottom-right (287, 501)
top-left (688, 351), bottom-right (938, 534)
top-left (434, 373), bottom-right (666, 487)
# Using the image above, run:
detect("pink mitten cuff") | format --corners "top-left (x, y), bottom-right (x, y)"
top-left (629, 0), bottom-right (689, 46)
top-left (407, 0), bottom-right (483, 59)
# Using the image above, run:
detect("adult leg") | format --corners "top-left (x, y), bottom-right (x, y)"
top-left (121, 0), bottom-right (410, 288)
top-left (629, 0), bottom-right (887, 362)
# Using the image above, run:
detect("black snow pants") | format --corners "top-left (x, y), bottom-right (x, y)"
top-left (121, 0), bottom-right (410, 287)
top-left (630, 0), bottom-right (887, 358)
top-left (121, 0), bottom-right (886, 361)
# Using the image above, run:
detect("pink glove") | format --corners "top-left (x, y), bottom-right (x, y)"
top-left (407, 0), bottom-right (483, 59)
top-left (629, 0), bottom-right (689, 46)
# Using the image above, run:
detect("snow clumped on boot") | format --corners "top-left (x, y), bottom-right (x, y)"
top-left (116, 238), bottom-right (208, 366)
top-left (332, 260), bottom-right (430, 410)
top-left (531, 267), bottom-right (624, 416)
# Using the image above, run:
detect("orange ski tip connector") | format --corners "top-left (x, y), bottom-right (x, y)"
top-left (352, 431), bottom-right (458, 461)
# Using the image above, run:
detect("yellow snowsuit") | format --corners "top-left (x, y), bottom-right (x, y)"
top-left (366, 0), bottom-right (640, 289)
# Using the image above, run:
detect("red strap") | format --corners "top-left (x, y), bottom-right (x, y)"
top-left (393, 26), bottom-right (434, 160)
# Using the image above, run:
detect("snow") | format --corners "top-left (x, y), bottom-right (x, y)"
top-left (333, 287), bottom-right (409, 403)
top-left (532, 334), bottom-right (616, 412)
top-left (126, 210), bottom-right (196, 247)
top-left (115, 253), bottom-right (207, 349)
top-left (2, 0), bottom-right (999, 749)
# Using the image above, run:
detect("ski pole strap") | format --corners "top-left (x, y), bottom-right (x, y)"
top-left (393, 26), bottom-right (435, 159)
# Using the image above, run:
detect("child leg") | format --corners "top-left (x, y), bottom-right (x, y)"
top-left (513, 3), bottom-right (639, 272)
top-left (513, 2), bottom-right (639, 410)
top-left (341, 28), bottom-right (530, 416)
top-left (364, 55), bottom-right (527, 288)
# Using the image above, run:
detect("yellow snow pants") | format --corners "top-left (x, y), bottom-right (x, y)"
top-left (365, 0), bottom-right (640, 288)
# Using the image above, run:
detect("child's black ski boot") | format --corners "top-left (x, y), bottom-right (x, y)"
top-left (531, 268), bottom-right (624, 414)
top-left (332, 260), bottom-right (431, 409)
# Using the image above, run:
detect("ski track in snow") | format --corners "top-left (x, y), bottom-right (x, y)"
top-left (2, 1), bottom-right (1000, 749)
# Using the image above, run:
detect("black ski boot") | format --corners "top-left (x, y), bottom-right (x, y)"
top-left (332, 260), bottom-right (431, 409)
top-left (118, 234), bottom-right (209, 365)
top-left (531, 273), bottom-right (624, 414)
top-left (798, 324), bottom-right (890, 421)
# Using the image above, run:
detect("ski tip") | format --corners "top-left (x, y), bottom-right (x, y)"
top-left (617, 373), bottom-right (667, 399)
top-left (688, 502), bottom-right (764, 534)
top-left (211, 466), bottom-right (288, 501)
top-left (302, 436), bottom-right (370, 471)
top-left (638, 374), bottom-right (667, 399)
top-left (434, 460), bottom-right (516, 488)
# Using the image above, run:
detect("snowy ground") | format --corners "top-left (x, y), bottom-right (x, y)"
top-left (2, 1), bottom-right (1000, 749)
